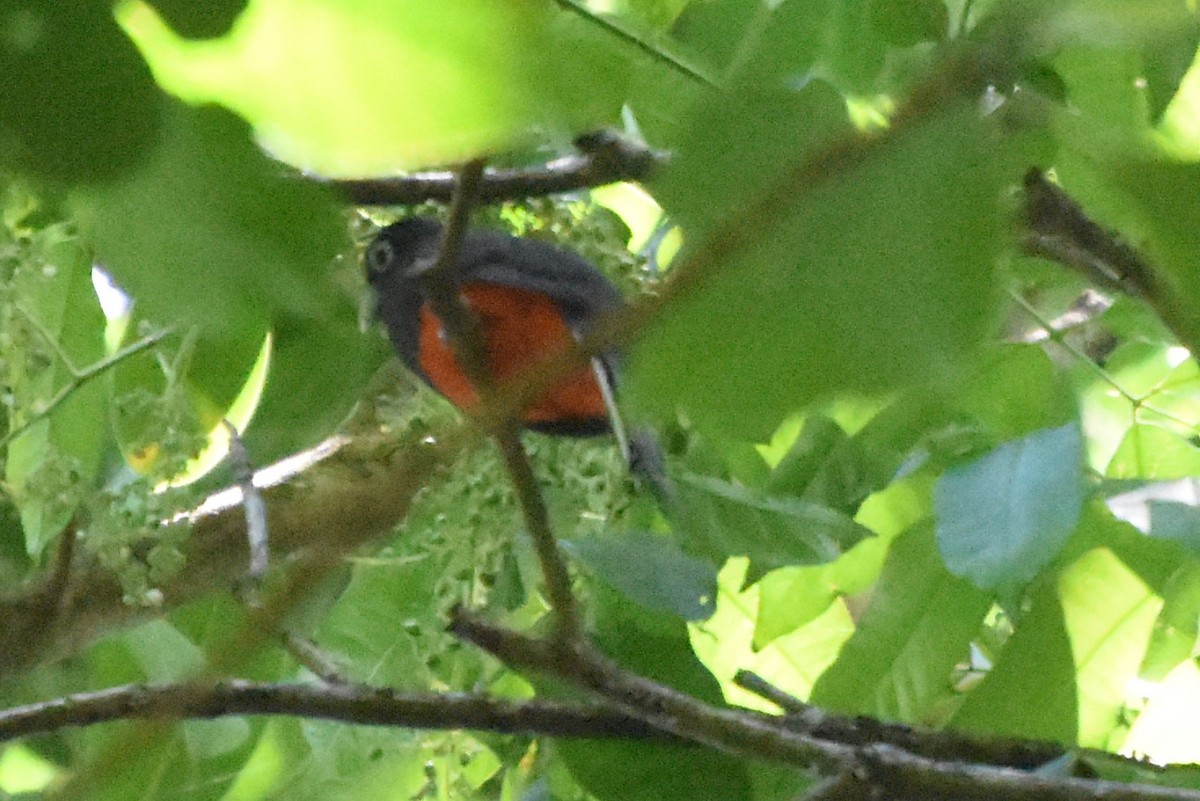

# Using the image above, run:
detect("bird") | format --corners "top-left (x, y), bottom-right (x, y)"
top-left (363, 216), bottom-right (661, 482)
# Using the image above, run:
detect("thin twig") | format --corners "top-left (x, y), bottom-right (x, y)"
top-left (1021, 168), bottom-right (1200, 359)
top-left (281, 632), bottom-right (349, 684)
top-left (1008, 291), bottom-right (1197, 431)
top-left (223, 420), bottom-right (269, 587)
top-left (734, 670), bottom-right (809, 714)
top-left (419, 158), bottom-right (493, 389)
top-left (1, 326), bottom-right (175, 449)
top-left (451, 609), bottom-right (854, 771)
top-left (411, 159), bottom-right (583, 639)
top-left (495, 428), bottom-right (581, 639)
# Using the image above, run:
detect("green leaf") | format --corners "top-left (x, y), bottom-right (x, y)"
top-left (1107, 424), bottom-right (1200, 479)
top-left (935, 422), bottom-right (1084, 592)
top-left (564, 532), bottom-right (717, 621)
top-left (675, 473), bottom-right (875, 579)
top-left (148, 0), bottom-right (248, 38)
top-left (0, 2), bottom-right (161, 183)
top-left (753, 532), bottom-right (890, 648)
top-left (1122, 659), bottom-right (1200, 764)
top-left (952, 344), bottom-right (1075, 442)
top-left (314, 557), bottom-right (443, 689)
top-left (1059, 548), bottom-right (1162, 747)
top-left (952, 580), bottom-right (1078, 743)
top-left (632, 94), bottom-right (1009, 440)
top-left (120, 0), bottom-right (623, 175)
top-left (691, 558), bottom-right (855, 709)
top-left (70, 100), bottom-right (369, 460)
top-left (764, 415), bottom-right (850, 500)
top-left (809, 522), bottom-right (992, 719)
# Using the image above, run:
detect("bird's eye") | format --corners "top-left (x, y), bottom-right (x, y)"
top-left (366, 238), bottom-right (395, 276)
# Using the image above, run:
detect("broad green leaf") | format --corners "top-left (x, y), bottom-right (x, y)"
top-left (670, 0), bottom-right (767, 74)
top-left (558, 740), bottom-right (755, 801)
top-left (753, 515), bottom-right (900, 648)
top-left (564, 532), bottom-right (717, 621)
top-left (763, 415), bottom-right (850, 500)
top-left (953, 579), bottom-right (1078, 743)
top-left (1138, 563), bottom-right (1200, 682)
top-left (302, 726), bottom-right (429, 801)
top-left (120, 0), bottom-right (624, 175)
top-left (935, 422), bottom-right (1084, 592)
top-left (868, 0), bottom-right (949, 47)
top-left (632, 92), bottom-right (1009, 440)
top-left (148, 0), bottom-right (248, 38)
top-left (314, 557), bottom-right (443, 689)
top-left (952, 344), bottom-right (1074, 442)
top-left (808, 522), bottom-right (991, 720)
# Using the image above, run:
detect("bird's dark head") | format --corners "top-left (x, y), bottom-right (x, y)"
top-left (363, 216), bottom-right (444, 291)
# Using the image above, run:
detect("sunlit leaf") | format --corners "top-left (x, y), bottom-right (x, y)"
top-left (120, 0), bottom-right (625, 175)
top-left (809, 523), bottom-right (991, 720)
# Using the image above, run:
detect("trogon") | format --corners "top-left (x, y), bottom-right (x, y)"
top-left (364, 216), bottom-right (660, 482)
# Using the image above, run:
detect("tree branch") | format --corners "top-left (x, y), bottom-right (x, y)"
top-left (0, 680), bottom-right (664, 744)
top-left (1020, 168), bottom-right (1200, 358)
top-left (451, 611), bottom-right (1200, 801)
top-left (329, 132), bottom-right (664, 206)
top-left (0, 428), bottom-right (466, 680)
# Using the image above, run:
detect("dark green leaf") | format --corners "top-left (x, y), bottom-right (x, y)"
top-left (676, 473), bottom-right (874, 579)
top-left (148, 0), bottom-right (248, 38)
top-left (0, 2), bottom-right (161, 183)
top-left (565, 532), bottom-right (717, 620)
top-left (70, 101), bottom-right (368, 459)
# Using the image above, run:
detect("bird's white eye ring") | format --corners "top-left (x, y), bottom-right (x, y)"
top-left (366, 238), bottom-right (394, 275)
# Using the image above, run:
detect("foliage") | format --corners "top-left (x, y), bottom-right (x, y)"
top-left (2, 0), bottom-right (1200, 799)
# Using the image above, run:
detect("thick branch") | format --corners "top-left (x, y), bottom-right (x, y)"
top-left (0, 430), bottom-right (465, 680)
top-left (329, 132), bottom-right (663, 206)
top-left (1020, 169), bottom-right (1200, 357)
top-left (0, 680), bottom-right (663, 743)
top-left (452, 612), bottom-right (1200, 801)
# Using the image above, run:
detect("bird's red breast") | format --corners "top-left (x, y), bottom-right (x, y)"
top-left (416, 282), bottom-right (608, 427)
